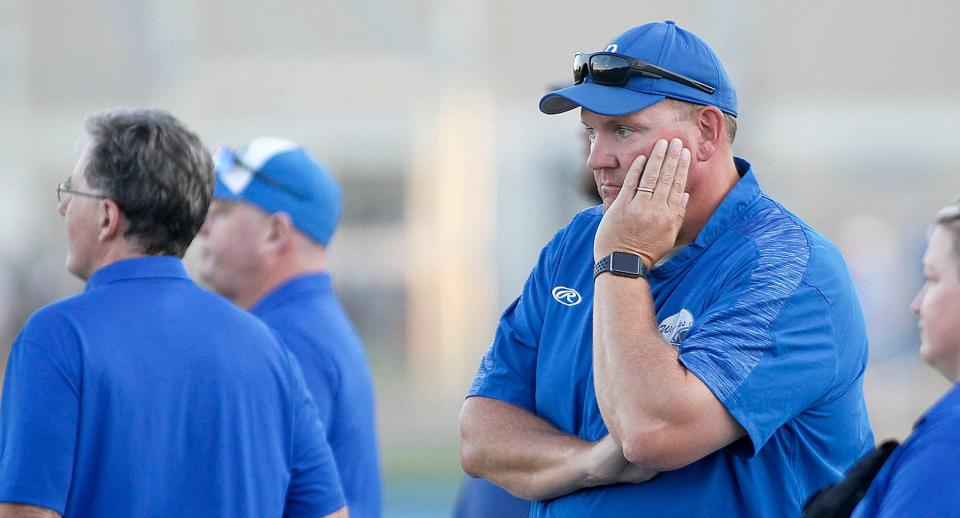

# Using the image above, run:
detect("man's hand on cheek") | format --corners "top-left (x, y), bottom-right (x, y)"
top-left (594, 138), bottom-right (690, 268)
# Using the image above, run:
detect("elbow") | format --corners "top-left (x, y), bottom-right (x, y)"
top-left (620, 436), bottom-right (659, 469)
top-left (620, 430), bottom-right (689, 472)
top-left (604, 415), bottom-right (664, 469)
top-left (459, 439), bottom-right (483, 478)
top-left (458, 408), bottom-right (483, 478)
top-left (605, 407), bottom-right (694, 471)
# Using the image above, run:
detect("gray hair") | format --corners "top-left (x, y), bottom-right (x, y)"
top-left (84, 108), bottom-right (213, 257)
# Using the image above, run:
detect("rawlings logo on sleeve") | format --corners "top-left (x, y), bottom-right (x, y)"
top-left (551, 286), bottom-right (582, 307)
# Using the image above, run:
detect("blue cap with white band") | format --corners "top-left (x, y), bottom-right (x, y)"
top-left (213, 137), bottom-right (341, 246)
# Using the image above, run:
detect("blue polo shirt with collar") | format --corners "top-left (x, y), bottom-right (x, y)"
top-left (251, 272), bottom-right (381, 518)
top-left (0, 256), bottom-right (345, 517)
top-left (852, 383), bottom-right (960, 517)
top-left (468, 158), bottom-right (874, 517)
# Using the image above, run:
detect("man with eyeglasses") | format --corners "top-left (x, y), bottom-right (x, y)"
top-left (460, 21), bottom-right (874, 516)
top-left (195, 137), bottom-right (381, 518)
top-left (0, 110), bottom-right (347, 518)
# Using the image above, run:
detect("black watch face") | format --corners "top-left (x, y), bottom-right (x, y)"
top-left (611, 252), bottom-right (641, 275)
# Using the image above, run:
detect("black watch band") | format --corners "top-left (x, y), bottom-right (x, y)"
top-left (594, 251), bottom-right (649, 279)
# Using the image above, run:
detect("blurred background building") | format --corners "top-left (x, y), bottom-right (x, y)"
top-left (1, 0), bottom-right (957, 515)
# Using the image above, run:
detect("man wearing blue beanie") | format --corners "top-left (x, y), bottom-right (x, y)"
top-left (197, 137), bottom-right (382, 518)
top-left (460, 21), bottom-right (874, 516)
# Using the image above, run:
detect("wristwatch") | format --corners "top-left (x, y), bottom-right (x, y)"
top-left (594, 251), bottom-right (648, 279)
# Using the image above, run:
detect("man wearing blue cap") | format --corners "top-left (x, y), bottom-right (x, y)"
top-left (197, 137), bottom-right (382, 518)
top-left (0, 110), bottom-right (346, 517)
top-left (460, 21), bottom-right (874, 516)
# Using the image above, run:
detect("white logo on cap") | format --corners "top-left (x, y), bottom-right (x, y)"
top-left (605, 44), bottom-right (618, 53)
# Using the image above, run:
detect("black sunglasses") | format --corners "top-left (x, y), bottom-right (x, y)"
top-left (573, 52), bottom-right (716, 94)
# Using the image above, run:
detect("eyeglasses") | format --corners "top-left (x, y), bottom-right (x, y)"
top-left (573, 52), bottom-right (716, 94)
top-left (214, 145), bottom-right (306, 199)
top-left (56, 181), bottom-right (108, 203)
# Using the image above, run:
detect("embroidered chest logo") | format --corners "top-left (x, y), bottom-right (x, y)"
top-left (658, 309), bottom-right (694, 349)
top-left (551, 286), bottom-right (582, 307)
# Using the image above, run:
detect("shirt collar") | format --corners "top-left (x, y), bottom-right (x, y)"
top-left (85, 256), bottom-right (190, 291)
top-left (249, 271), bottom-right (333, 316)
top-left (654, 157), bottom-right (761, 274)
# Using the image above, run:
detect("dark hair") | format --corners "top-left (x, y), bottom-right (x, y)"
top-left (83, 108), bottom-right (213, 257)
top-left (935, 198), bottom-right (960, 269)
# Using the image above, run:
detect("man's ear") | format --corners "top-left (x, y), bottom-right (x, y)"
top-left (263, 211), bottom-right (294, 254)
top-left (97, 199), bottom-right (125, 242)
top-left (694, 106), bottom-right (725, 162)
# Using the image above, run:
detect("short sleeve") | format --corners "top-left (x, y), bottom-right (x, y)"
top-left (283, 353), bottom-right (346, 518)
top-left (467, 228), bottom-right (566, 411)
top-left (0, 319), bottom-right (82, 514)
top-left (680, 275), bottom-right (838, 454)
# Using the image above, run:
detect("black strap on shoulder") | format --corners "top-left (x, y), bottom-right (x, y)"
top-left (802, 440), bottom-right (899, 518)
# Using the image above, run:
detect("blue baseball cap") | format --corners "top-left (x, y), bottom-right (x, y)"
top-left (539, 20), bottom-right (737, 117)
top-left (212, 137), bottom-right (341, 246)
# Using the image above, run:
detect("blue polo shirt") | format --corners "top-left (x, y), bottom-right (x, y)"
top-left (468, 158), bottom-right (874, 516)
top-left (0, 257), bottom-right (345, 517)
top-left (852, 383), bottom-right (960, 517)
top-left (251, 273), bottom-right (381, 518)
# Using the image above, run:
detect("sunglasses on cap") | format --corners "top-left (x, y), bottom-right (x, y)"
top-left (213, 144), bottom-right (306, 199)
top-left (573, 52), bottom-right (716, 94)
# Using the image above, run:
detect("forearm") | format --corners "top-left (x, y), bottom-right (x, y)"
top-left (593, 274), bottom-right (732, 470)
top-left (0, 504), bottom-right (61, 518)
top-left (459, 396), bottom-right (610, 501)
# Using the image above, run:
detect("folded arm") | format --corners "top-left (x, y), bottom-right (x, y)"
top-left (459, 396), bottom-right (655, 501)
top-left (592, 139), bottom-right (745, 470)
top-left (593, 274), bottom-right (745, 469)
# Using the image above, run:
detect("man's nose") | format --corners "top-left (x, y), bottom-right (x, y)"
top-left (586, 135), bottom-right (618, 173)
top-left (910, 285), bottom-right (926, 315)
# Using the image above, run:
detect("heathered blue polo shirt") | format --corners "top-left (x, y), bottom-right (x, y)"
top-left (251, 273), bottom-right (381, 518)
top-left (468, 158), bottom-right (874, 517)
top-left (0, 257), bottom-right (345, 517)
top-left (852, 383), bottom-right (960, 517)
